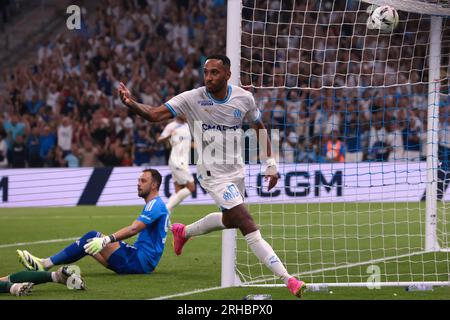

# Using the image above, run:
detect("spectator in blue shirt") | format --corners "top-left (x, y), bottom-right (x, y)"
top-left (63, 143), bottom-right (80, 168)
top-left (297, 137), bottom-right (319, 163)
top-left (343, 101), bottom-right (369, 163)
top-left (25, 94), bottom-right (45, 115)
top-left (27, 126), bottom-right (43, 167)
top-left (402, 116), bottom-right (421, 161)
top-left (133, 128), bottom-right (151, 166)
top-left (3, 114), bottom-right (26, 148)
top-left (39, 126), bottom-right (56, 165)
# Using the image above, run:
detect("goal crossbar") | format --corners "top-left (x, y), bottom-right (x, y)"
top-left (362, 0), bottom-right (450, 16)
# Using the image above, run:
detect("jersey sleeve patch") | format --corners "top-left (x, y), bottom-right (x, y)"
top-left (253, 109), bottom-right (262, 123)
top-left (138, 214), bottom-right (153, 223)
top-left (164, 103), bottom-right (177, 117)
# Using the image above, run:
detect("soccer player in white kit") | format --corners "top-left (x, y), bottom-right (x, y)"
top-left (157, 115), bottom-right (195, 213)
top-left (118, 55), bottom-right (306, 298)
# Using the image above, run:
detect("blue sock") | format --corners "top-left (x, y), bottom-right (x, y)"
top-left (50, 231), bottom-right (101, 265)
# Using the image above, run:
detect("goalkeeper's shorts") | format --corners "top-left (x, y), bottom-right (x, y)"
top-left (107, 242), bottom-right (146, 274)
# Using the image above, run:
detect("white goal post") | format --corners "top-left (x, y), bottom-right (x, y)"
top-left (222, 0), bottom-right (450, 288)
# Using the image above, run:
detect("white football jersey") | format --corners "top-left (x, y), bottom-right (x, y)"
top-left (160, 120), bottom-right (191, 168)
top-left (165, 85), bottom-right (262, 180)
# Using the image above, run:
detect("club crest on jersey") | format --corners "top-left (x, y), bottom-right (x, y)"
top-left (198, 99), bottom-right (214, 106)
top-left (234, 109), bottom-right (242, 119)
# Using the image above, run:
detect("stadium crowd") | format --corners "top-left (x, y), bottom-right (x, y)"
top-left (0, 0), bottom-right (448, 169)
top-left (241, 0), bottom-right (450, 164)
top-left (0, 0), bottom-right (226, 168)
top-left (0, 0), bottom-right (19, 31)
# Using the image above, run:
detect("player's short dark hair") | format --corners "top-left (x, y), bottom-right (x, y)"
top-left (142, 168), bottom-right (162, 190)
top-left (206, 54), bottom-right (231, 69)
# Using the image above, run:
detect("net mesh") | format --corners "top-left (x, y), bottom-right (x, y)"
top-left (237, 0), bottom-right (450, 286)
top-left (241, 0), bottom-right (448, 89)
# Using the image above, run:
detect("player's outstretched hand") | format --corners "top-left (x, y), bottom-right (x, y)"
top-left (118, 82), bottom-right (134, 108)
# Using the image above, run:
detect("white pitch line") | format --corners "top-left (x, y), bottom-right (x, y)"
top-left (0, 237), bottom-right (78, 249)
top-left (298, 250), bottom-right (429, 276)
top-left (151, 250), bottom-right (433, 299)
top-left (243, 250), bottom-right (430, 286)
top-left (0, 215), bottom-right (137, 220)
top-left (0, 233), bottom-right (223, 250)
top-left (149, 286), bottom-right (224, 300)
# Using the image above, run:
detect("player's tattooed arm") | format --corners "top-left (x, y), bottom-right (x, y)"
top-left (118, 82), bottom-right (172, 123)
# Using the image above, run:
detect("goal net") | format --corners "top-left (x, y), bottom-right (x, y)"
top-left (224, 0), bottom-right (450, 288)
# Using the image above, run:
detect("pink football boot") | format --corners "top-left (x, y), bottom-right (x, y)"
top-left (171, 223), bottom-right (189, 255)
top-left (287, 277), bottom-right (306, 298)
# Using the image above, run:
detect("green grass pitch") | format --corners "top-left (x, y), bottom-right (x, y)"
top-left (0, 204), bottom-right (449, 300)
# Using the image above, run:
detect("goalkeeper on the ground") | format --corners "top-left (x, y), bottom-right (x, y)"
top-left (15, 169), bottom-right (169, 276)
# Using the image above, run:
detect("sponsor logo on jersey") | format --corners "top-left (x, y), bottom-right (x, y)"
top-left (198, 99), bottom-right (214, 106)
top-left (234, 109), bottom-right (242, 119)
top-left (202, 123), bottom-right (240, 131)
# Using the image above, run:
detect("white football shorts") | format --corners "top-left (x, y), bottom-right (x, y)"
top-left (170, 164), bottom-right (194, 185)
top-left (198, 175), bottom-right (245, 210)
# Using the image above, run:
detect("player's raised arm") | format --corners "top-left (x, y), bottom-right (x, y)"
top-left (157, 123), bottom-right (173, 143)
top-left (156, 134), bottom-right (169, 143)
top-left (118, 82), bottom-right (173, 123)
top-left (252, 120), bottom-right (279, 191)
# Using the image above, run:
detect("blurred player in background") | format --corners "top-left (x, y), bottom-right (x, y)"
top-left (16, 169), bottom-right (169, 276)
top-left (157, 115), bottom-right (195, 214)
top-left (118, 54), bottom-right (306, 298)
top-left (0, 266), bottom-right (85, 296)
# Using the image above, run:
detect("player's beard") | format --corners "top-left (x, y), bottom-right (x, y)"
top-left (138, 189), bottom-right (150, 199)
top-left (206, 79), bottom-right (227, 94)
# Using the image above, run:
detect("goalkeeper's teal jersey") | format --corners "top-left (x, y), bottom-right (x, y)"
top-left (135, 196), bottom-right (169, 273)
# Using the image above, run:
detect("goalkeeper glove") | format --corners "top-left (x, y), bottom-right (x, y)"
top-left (83, 235), bottom-right (115, 255)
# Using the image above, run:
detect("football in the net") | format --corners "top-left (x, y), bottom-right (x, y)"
top-left (367, 5), bottom-right (399, 33)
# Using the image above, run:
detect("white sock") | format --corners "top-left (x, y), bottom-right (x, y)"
top-left (42, 258), bottom-right (54, 270)
top-left (245, 230), bottom-right (291, 285)
top-left (51, 272), bottom-right (58, 283)
top-left (167, 188), bottom-right (192, 212)
top-left (185, 212), bottom-right (225, 238)
top-left (9, 283), bottom-right (20, 295)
